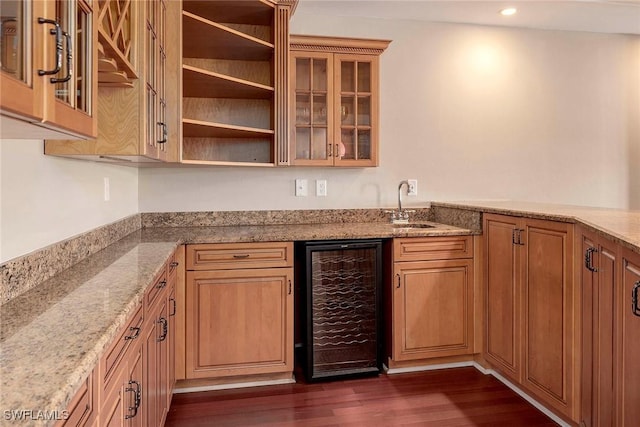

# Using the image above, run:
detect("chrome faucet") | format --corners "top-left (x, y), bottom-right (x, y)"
top-left (386, 180), bottom-right (415, 224)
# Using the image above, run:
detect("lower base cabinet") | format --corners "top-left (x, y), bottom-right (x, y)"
top-left (388, 236), bottom-right (475, 364)
top-left (184, 243), bottom-right (294, 380)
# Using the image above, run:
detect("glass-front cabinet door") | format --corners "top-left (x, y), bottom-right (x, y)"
top-left (0, 0), bottom-right (44, 121)
top-left (335, 54), bottom-right (379, 167)
top-left (0, 0), bottom-right (97, 138)
top-left (290, 51), bottom-right (333, 166)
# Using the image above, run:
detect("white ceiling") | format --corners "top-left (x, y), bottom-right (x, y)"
top-left (295, 1), bottom-right (640, 35)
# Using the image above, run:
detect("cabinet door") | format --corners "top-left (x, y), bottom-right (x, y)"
top-left (393, 259), bottom-right (473, 361)
top-left (0, 0), bottom-right (46, 120)
top-left (521, 218), bottom-right (575, 418)
top-left (186, 268), bottom-right (294, 378)
top-left (43, 0), bottom-right (97, 137)
top-left (483, 214), bottom-right (521, 380)
top-left (617, 249), bottom-right (640, 426)
top-left (580, 229), bottom-right (617, 427)
top-left (143, 303), bottom-right (161, 427)
top-left (334, 53), bottom-right (379, 167)
top-left (167, 280), bottom-right (176, 403)
top-left (290, 51), bottom-right (334, 166)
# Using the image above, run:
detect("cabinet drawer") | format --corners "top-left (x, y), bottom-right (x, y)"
top-left (394, 236), bottom-right (473, 261)
top-left (145, 264), bottom-right (168, 310)
top-left (186, 242), bottom-right (293, 270)
top-left (99, 305), bottom-right (143, 392)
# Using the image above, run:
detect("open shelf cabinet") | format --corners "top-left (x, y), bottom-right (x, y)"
top-left (180, 0), bottom-right (293, 166)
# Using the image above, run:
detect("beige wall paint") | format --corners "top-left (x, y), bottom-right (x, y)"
top-left (139, 15), bottom-right (639, 212)
top-left (0, 140), bottom-right (139, 262)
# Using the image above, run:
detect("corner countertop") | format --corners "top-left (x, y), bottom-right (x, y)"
top-left (0, 220), bottom-right (473, 426)
top-left (432, 200), bottom-right (640, 254)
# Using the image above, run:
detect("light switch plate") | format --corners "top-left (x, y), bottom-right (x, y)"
top-left (316, 180), bottom-right (327, 197)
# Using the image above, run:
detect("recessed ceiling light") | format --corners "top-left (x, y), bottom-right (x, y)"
top-left (500, 8), bottom-right (517, 16)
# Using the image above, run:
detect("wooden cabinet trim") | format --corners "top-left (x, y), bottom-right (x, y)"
top-left (290, 34), bottom-right (391, 55)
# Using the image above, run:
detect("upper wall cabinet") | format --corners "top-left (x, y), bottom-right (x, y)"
top-left (179, 0), bottom-right (294, 167)
top-left (44, 0), bottom-right (181, 164)
top-left (290, 35), bottom-right (390, 167)
top-left (0, 0), bottom-right (98, 139)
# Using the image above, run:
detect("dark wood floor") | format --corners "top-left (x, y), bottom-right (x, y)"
top-left (165, 368), bottom-right (558, 426)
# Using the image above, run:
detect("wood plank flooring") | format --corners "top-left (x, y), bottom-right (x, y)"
top-left (166, 367), bottom-right (558, 426)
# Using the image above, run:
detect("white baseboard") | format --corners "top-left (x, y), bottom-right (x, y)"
top-left (173, 377), bottom-right (296, 394)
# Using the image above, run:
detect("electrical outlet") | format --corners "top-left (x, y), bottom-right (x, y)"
top-left (316, 180), bottom-right (327, 197)
top-left (407, 179), bottom-right (418, 196)
top-left (295, 178), bottom-right (308, 197)
top-left (103, 177), bottom-right (110, 201)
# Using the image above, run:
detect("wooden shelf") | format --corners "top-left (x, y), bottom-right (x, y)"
top-left (183, 0), bottom-right (274, 26)
top-left (182, 65), bottom-right (274, 99)
top-left (183, 118), bottom-right (274, 139)
top-left (181, 159), bottom-right (276, 167)
top-left (182, 12), bottom-right (274, 61)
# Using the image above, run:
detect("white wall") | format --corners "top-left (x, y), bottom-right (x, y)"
top-left (0, 140), bottom-right (139, 262)
top-left (140, 11), bottom-right (640, 212)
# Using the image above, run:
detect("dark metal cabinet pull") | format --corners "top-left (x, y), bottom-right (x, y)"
top-left (233, 254), bottom-right (250, 259)
top-left (37, 18), bottom-right (62, 77)
top-left (288, 280), bottom-right (292, 295)
top-left (396, 274), bottom-right (401, 289)
top-left (158, 317), bottom-right (168, 342)
top-left (585, 247), bottom-right (598, 272)
top-left (169, 298), bottom-right (177, 316)
top-left (169, 261), bottom-right (179, 268)
top-left (156, 279), bottom-right (167, 289)
top-left (125, 326), bottom-right (140, 340)
top-left (124, 380), bottom-right (141, 419)
top-left (632, 281), bottom-right (640, 317)
top-left (51, 31), bottom-right (72, 83)
top-left (157, 122), bottom-right (167, 144)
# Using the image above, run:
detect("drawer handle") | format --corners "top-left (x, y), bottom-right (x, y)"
top-left (156, 279), bottom-right (167, 289)
top-left (169, 261), bottom-right (179, 268)
top-left (585, 247), bottom-right (598, 272)
top-left (125, 326), bottom-right (140, 340)
top-left (233, 254), bottom-right (250, 259)
top-left (633, 281), bottom-right (640, 317)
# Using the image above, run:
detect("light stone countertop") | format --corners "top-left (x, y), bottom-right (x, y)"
top-left (432, 200), bottom-right (640, 254)
top-left (0, 220), bottom-right (472, 426)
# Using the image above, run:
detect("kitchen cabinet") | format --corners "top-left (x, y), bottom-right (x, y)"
top-left (1, 0), bottom-right (98, 139)
top-left (617, 247), bottom-right (640, 426)
top-left (579, 227), bottom-right (618, 427)
top-left (388, 236), bottom-right (475, 363)
top-left (45, 0), bottom-right (180, 163)
top-left (179, 1), bottom-right (293, 166)
top-left (99, 306), bottom-right (144, 426)
top-left (289, 35), bottom-right (390, 167)
top-left (185, 242), bottom-right (294, 379)
top-left (483, 213), bottom-right (578, 422)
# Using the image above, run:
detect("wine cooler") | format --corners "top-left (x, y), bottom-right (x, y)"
top-left (297, 240), bottom-right (383, 381)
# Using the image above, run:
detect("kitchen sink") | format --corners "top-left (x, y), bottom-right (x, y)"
top-left (391, 223), bottom-right (436, 229)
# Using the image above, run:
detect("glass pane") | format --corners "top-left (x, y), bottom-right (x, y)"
top-left (357, 130), bottom-right (371, 160)
top-left (296, 58), bottom-right (310, 91)
top-left (341, 61), bottom-right (355, 92)
top-left (357, 62), bottom-right (371, 92)
top-left (295, 93), bottom-right (310, 125)
top-left (0, 1), bottom-right (26, 81)
top-left (296, 127), bottom-right (311, 160)
top-left (340, 128), bottom-right (355, 160)
top-left (54, 0), bottom-right (72, 105)
top-left (311, 128), bottom-right (327, 159)
top-left (312, 94), bottom-right (327, 125)
top-left (357, 96), bottom-right (370, 126)
top-left (340, 96), bottom-right (355, 126)
top-left (312, 58), bottom-right (327, 91)
top-left (75, 3), bottom-right (91, 114)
